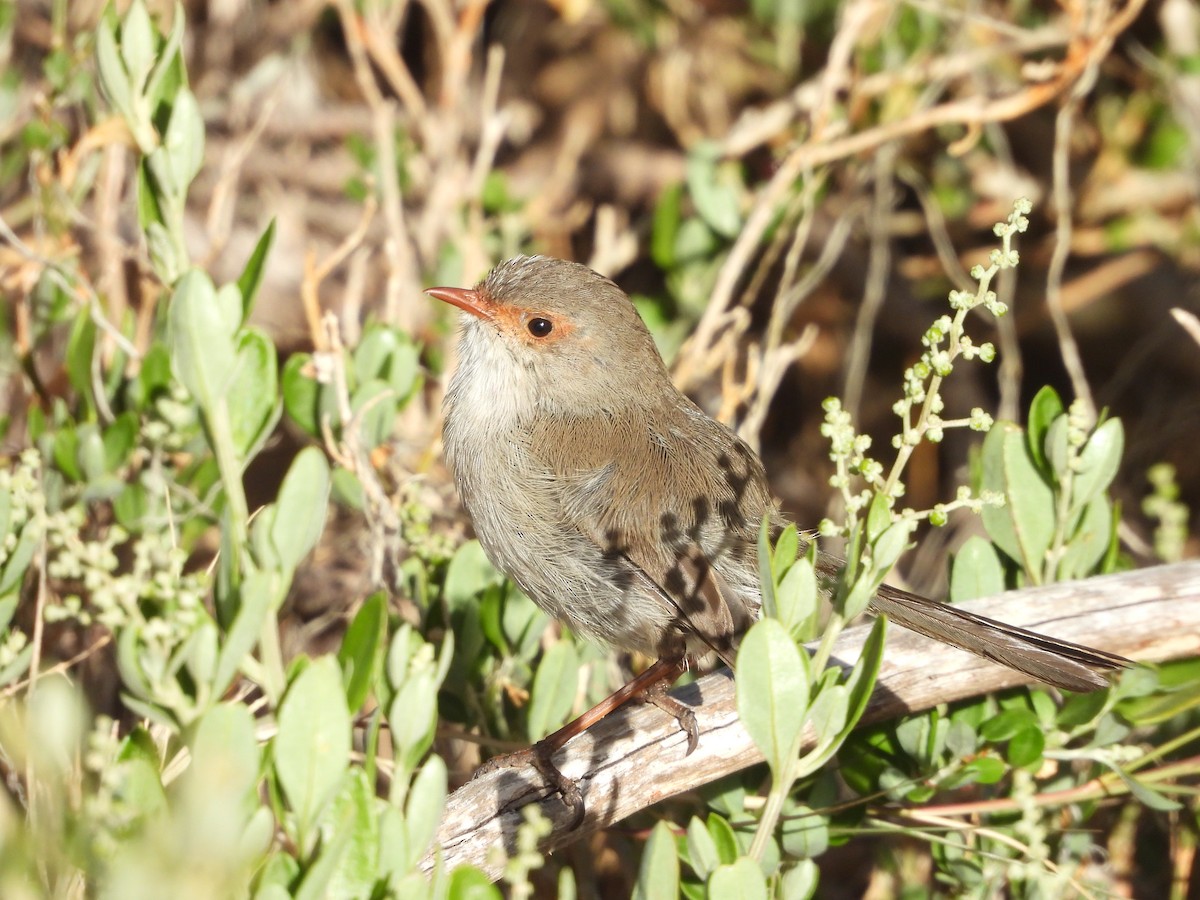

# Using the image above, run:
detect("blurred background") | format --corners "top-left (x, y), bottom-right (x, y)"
top-left (5, 0), bottom-right (1199, 589)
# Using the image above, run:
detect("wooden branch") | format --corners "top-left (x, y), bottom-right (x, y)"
top-left (424, 561), bottom-right (1200, 879)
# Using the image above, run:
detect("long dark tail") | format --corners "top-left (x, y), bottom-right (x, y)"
top-left (868, 583), bottom-right (1131, 692)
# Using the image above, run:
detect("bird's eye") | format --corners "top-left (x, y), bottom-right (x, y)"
top-left (527, 317), bottom-right (553, 337)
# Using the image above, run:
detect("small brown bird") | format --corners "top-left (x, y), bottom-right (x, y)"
top-left (429, 256), bottom-right (1129, 818)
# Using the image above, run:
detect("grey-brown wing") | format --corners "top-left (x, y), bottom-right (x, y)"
top-left (533, 408), bottom-right (769, 665)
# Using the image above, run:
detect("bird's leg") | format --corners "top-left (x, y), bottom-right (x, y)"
top-left (638, 669), bottom-right (699, 755)
top-left (474, 656), bottom-right (689, 828)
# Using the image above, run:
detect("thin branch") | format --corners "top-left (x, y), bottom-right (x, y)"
top-left (843, 144), bottom-right (897, 422)
top-left (426, 560), bottom-right (1200, 880)
top-left (1045, 64), bottom-right (1100, 419)
top-left (678, 0), bottom-right (1148, 392)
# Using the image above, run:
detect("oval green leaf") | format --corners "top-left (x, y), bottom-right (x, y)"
top-left (527, 640), bottom-right (580, 741)
top-left (274, 656), bottom-right (351, 833)
top-left (736, 619), bottom-right (809, 778)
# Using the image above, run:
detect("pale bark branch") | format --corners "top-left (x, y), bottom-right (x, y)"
top-left (425, 561), bottom-right (1200, 879)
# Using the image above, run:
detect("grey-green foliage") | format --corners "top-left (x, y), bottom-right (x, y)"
top-left (0, 3), bottom-right (501, 895)
top-left (979, 385), bottom-right (1123, 586)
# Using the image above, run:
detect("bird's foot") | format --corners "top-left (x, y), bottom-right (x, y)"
top-left (640, 680), bottom-right (699, 755)
top-left (473, 741), bottom-right (585, 829)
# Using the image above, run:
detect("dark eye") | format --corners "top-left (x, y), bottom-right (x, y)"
top-left (527, 317), bottom-right (553, 337)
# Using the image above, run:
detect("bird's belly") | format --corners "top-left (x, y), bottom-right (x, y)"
top-left (465, 486), bottom-right (673, 657)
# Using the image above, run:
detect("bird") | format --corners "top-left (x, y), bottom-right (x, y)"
top-left (427, 254), bottom-right (1130, 823)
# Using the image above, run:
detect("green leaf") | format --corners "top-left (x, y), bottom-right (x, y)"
top-left (779, 860), bottom-right (819, 900)
top-left (944, 719), bottom-right (977, 758)
top-left (1070, 418), bottom-right (1123, 516)
top-left (237, 219), bottom-right (276, 319)
top-left (168, 268), bottom-right (236, 410)
top-left (352, 378), bottom-right (399, 449)
top-left (1026, 386), bottom-right (1064, 473)
top-left (274, 656), bottom-right (351, 836)
top-left (870, 519), bottom-right (914, 573)
top-left (145, 147), bottom-right (180, 210)
top-left (805, 682), bottom-right (849, 757)
top-left (65, 307), bottom-right (97, 417)
top-left (979, 707), bottom-right (1037, 741)
top-left (757, 517), bottom-right (777, 620)
top-left (378, 806), bottom-right (410, 885)
top-left (385, 342), bottom-right (421, 407)
top-left (736, 619), bottom-right (809, 777)
top-left (443, 541), bottom-right (503, 611)
top-left (281, 353), bottom-right (320, 438)
top-left (227, 329), bottom-right (279, 459)
top-left (115, 625), bottom-right (153, 702)
top-left (355, 326), bottom-right (403, 384)
top-left (293, 798), bottom-right (356, 900)
top-left (77, 427), bottom-right (107, 483)
top-left (865, 492), bottom-right (892, 541)
top-left (775, 556), bottom-right (818, 641)
top-left (114, 754), bottom-right (168, 822)
top-left (145, 219), bottom-right (182, 283)
top-left (803, 616), bottom-right (885, 772)
top-left (330, 467), bottom-right (364, 510)
top-left (962, 756), bottom-right (1007, 784)
top-left (386, 624), bottom-right (420, 689)
top-left (185, 620), bottom-right (219, 691)
top-left (447, 866), bottom-right (502, 900)
top-left (389, 670), bottom-right (438, 772)
top-left (651, 182), bottom-right (683, 269)
top-left (163, 88), bottom-right (205, 191)
top-left (103, 412), bottom-right (139, 471)
top-left (95, 18), bottom-right (135, 124)
top-left (143, 1), bottom-right (186, 108)
top-left (686, 142), bottom-right (742, 239)
top-left (256, 853), bottom-right (300, 897)
top-left (527, 640), bottom-right (580, 740)
top-left (319, 769), bottom-right (378, 899)
top-left (338, 592), bottom-right (388, 713)
top-left (0, 519), bottom-right (39, 596)
top-left (1005, 726), bottom-right (1045, 768)
top-left (214, 282), bottom-right (243, 336)
top-left (137, 342), bottom-right (173, 405)
top-left (892, 715), bottom-right (936, 763)
top-left (633, 821), bottom-right (679, 900)
top-left (1044, 416), bottom-right (1071, 481)
top-left (52, 428), bottom-right (81, 481)
top-left (1058, 494), bottom-right (1112, 580)
top-left (673, 218), bottom-right (719, 267)
top-left (119, 0), bottom-right (156, 90)
top-left (686, 816), bottom-right (719, 880)
top-left (0, 642), bottom-right (33, 688)
top-left (405, 756), bottom-right (448, 869)
top-left (771, 524), bottom-right (800, 584)
top-left (1104, 764), bottom-right (1182, 812)
top-left (270, 447), bottom-right (330, 574)
top-left (707, 812), bottom-right (739, 865)
top-left (841, 569), bottom-right (876, 621)
top-left (981, 423), bottom-right (1054, 580)
top-left (708, 858), bottom-right (768, 899)
top-left (948, 536), bottom-right (1006, 603)
top-left (183, 703), bottom-right (259, 814)
top-left (779, 803), bottom-right (829, 859)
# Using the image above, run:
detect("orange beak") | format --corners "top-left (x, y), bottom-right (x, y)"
top-left (425, 286), bottom-right (496, 322)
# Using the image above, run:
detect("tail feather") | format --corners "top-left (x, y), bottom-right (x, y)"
top-left (869, 583), bottom-right (1131, 692)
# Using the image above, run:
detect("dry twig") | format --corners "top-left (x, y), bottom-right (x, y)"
top-left (426, 561), bottom-right (1200, 880)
